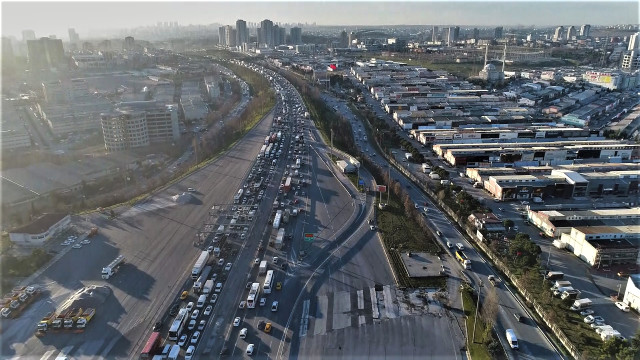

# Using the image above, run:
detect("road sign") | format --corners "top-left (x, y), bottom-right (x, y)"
top-left (377, 185), bottom-right (387, 193)
top-left (358, 179), bottom-right (365, 186)
top-left (304, 233), bottom-right (314, 242)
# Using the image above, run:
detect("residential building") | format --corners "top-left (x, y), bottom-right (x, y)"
top-left (1, 99), bottom-right (31, 150)
top-left (123, 36), bottom-right (135, 51)
top-left (225, 25), bottom-right (236, 47)
top-left (218, 26), bottom-right (226, 46)
top-left (259, 19), bottom-right (274, 47)
top-left (236, 19), bottom-right (248, 47)
top-left (494, 27), bottom-right (503, 40)
top-left (22, 29), bottom-right (36, 42)
top-left (68, 28), bottom-right (80, 44)
top-left (290, 27), bottom-right (302, 45)
top-left (27, 37), bottom-right (64, 70)
top-left (566, 25), bottom-right (576, 41)
top-left (432, 26), bottom-right (439, 43)
top-left (2, 37), bottom-right (14, 68)
top-left (553, 26), bottom-right (564, 42)
top-left (580, 24), bottom-right (591, 38)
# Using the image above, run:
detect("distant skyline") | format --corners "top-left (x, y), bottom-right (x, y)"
top-left (2, 1), bottom-right (638, 40)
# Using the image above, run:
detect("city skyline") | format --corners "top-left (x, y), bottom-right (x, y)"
top-left (2, 1), bottom-right (638, 40)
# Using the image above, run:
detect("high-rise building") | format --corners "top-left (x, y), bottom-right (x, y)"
top-left (27, 37), bottom-right (64, 71)
top-left (473, 28), bottom-right (480, 40)
top-left (22, 29), bottom-right (36, 42)
top-left (123, 36), bottom-right (135, 51)
top-left (566, 26), bottom-right (576, 41)
top-left (291, 27), bottom-right (302, 45)
top-left (2, 37), bottom-right (14, 69)
top-left (432, 26), bottom-right (439, 42)
top-left (218, 26), bottom-right (226, 46)
top-left (339, 30), bottom-right (348, 47)
top-left (494, 26), bottom-right (503, 39)
top-left (236, 19), bottom-right (248, 47)
top-left (580, 24), bottom-right (591, 38)
top-left (621, 51), bottom-right (640, 71)
top-left (348, 31), bottom-right (356, 47)
top-left (68, 28), bottom-right (80, 44)
top-left (553, 26), bottom-right (564, 42)
top-left (279, 27), bottom-right (286, 45)
top-left (447, 26), bottom-right (459, 46)
top-left (259, 19), bottom-right (274, 47)
top-left (628, 32), bottom-right (639, 51)
top-left (225, 25), bottom-right (236, 47)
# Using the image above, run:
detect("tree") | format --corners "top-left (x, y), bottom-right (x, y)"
top-left (481, 287), bottom-right (500, 327)
top-left (503, 219), bottom-right (514, 228)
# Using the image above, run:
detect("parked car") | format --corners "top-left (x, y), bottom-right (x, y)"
top-left (615, 301), bottom-right (630, 312)
top-left (579, 309), bottom-right (595, 316)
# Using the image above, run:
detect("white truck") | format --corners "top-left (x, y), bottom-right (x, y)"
top-left (550, 280), bottom-right (571, 291)
top-left (570, 298), bottom-right (593, 311)
top-left (273, 210), bottom-right (283, 229)
top-left (193, 266), bottom-right (212, 293)
top-left (421, 163), bottom-right (431, 173)
top-left (101, 255), bottom-right (125, 279)
top-left (191, 251), bottom-right (210, 279)
top-left (203, 279), bottom-right (214, 294)
top-left (259, 260), bottom-right (267, 275)
top-left (274, 228), bottom-right (285, 250)
top-left (505, 329), bottom-right (519, 349)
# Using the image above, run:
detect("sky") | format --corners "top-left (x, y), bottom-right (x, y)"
top-left (1, 1), bottom-right (638, 40)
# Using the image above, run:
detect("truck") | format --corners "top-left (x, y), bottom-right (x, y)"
top-left (75, 308), bottom-right (95, 328)
top-left (455, 250), bottom-right (471, 270)
top-left (63, 308), bottom-right (84, 329)
top-left (545, 271), bottom-right (564, 281)
top-left (283, 209), bottom-right (290, 224)
top-left (52, 309), bottom-right (72, 329)
top-left (505, 329), bottom-right (519, 349)
top-left (440, 180), bottom-right (450, 186)
top-left (570, 298), bottom-right (592, 311)
top-left (203, 279), bottom-right (214, 294)
top-left (292, 209), bottom-right (298, 217)
top-left (429, 173), bottom-right (441, 180)
top-left (1, 288), bottom-right (40, 318)
top-left (296, 158), bottom-right (301, 168)
top-left (191, 251), bottom-right (210, 279)
top-left (259, 144), bottom-right (267, 156)
top-left (532, 197), bottom-right (543, 203)
top-left (560, 290), bottom-right (580, 300)
top-left (88, 227), bottom-right (99, 237)
top-left (37, 312), bottom-right (57, 334)
top-left (234, 189), bottom-right (244, 203)
top-left (550, 280), bottom-right (571, 291)
top-left (421, 163), bottom-right (431, 173)
top-left (404, 152), bottom-right (412, 161)
top-left (273, 210), bottom-right (283, 229)
top-left (552, 240), bottom-right (567, 249)
top-left (601, 329), bottom-right (623, 341)
top-left (264, 136), bottom-right (270, 145)
top-left (277, 131), bottom-right (282, 140)
top-left (553, 286), bottom-right (575, 296)
top-left (259, 261), bottom-right (267, 275)
top-left (274, 228), bottom-right (285, 250)
top-left (473, 181), bottom-right (483, 188)
top-left (216, 225), bottom-right (225, 236)
top-left (193, 266), bottom-right (213, 293)
top-left (283, 177), bottom-right (292, 192)
top-left (101, 255), bottom-right (125, 279)
top-left (168, 344), bottom-right (180, 360)
top-left (273, 200), bottom-right (279, 209)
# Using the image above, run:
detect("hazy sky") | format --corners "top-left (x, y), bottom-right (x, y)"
top-left (2, 1), bottom-right (638, 40)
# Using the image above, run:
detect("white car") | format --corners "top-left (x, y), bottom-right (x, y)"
top-left (233, 317), bottom-right (241, 326)
top-left (239, 327), bottom-right (248, 339)
top-left (190, 309), bottom-right (199, 319)
top-left (190, 331), bottom-right (200, 344)
top-left (81, 239), bottom-right (91, 245)
top-left (178, 334), bottom-right (188, 347)
top-left (72, 244), bottom-right (82, 249)
top-left (254, 258), bottom-right (260, 266)
top-left (224, 263), bottom-right (232, 271)
top-left (217, 258), bottom-right (224, 266)
top-left (615, 301), bottom-right (630, 312)
top-left (246, 344), bottom-right (255, 356)
top-left (239, 301), bottom-right (246, 309)
top-left (185, 345), bottom-right (195, 360)
top-left (204, 305), bottom-right (212, 316)
top-left (198, 320), bottom-right (206, 330)
top-left (259, 298), bottom-right (266, 307)
top-left (579, 309), bottom-right (594, 316)
top-left (187, 319), bottom-right (196, 330)
top-left (271, 301), bottom-right (279, 312)
top-left (186, 302), bottom-right (194, 312)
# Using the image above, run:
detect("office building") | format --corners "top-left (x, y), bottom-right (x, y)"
top-left (553, 26), bottom-right (564, 42)
top-left (259, 19), bottom-right (274, 47)
top-left (123, 36), bottom-right (135, 51)
top-left (628, 32), bottom-right (639, 51)
top-left (27, 37), bottom-right (64, 71)
top-left (291, 27), bottom-right (302, 45)
top-left (218, 26), bottom-right (226, 46)
top-left (473, 28), bottom-right (479, 41)
top-left (236, 19), bottom-right (248, 47)
top-left (225, 25), bottom-right (236, 47)
top-left (432, 26), bottom-right (439, 42)
top-left (447, 26), bottom-right (459, 46)
top-left (580, 24), bottom-right (591, 38)
top-left (101, 101), bottom-right (180, 152)
top-left (348, 31), bottom-right (356, 48)
top-left (22, 29), bottom-right (36, 42)
top-left (494, 26), bottom-right (503, 40)
top-left (340, 30), bottom-right (348, 48)
top-left (566, 25), bottom-right (576, 41)
top-left (68, 28), bottom-right (80, 44)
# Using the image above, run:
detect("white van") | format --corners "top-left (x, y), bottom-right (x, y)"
top-left (197, 294), bottom-right (207, 308)
top-left (506, 329), bottom-right (519, 349)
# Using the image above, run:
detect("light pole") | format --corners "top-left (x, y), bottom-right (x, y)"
top-left (617, 283), bottom-right (622, 299)
top-left (472, 280), bottom-right (483, 343)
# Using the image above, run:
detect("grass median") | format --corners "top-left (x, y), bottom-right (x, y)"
top-left (461, 287), bottom-right (493, 360)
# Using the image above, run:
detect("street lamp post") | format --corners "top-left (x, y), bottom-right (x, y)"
top-left (472, 280), bottom-right (483, 343)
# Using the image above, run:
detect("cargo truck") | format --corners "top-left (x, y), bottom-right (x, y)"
top-left (274, 229), bottom-right (285, 250)
top-left (545, 271), bottom-right (564, 281)
top-left (570, 298), bottom-right (592, 311)
top-left (63, 308), bottom-right (83, 328)
top-left (203, 279), bottom-right (214, 294)
top-left (283, 177), bottom-right (292, 192)
top-left (75, 308), bottom-right (95, 328)
top-left (455, 250), bottom-right (471, 270)
top-left (553, 286), bottom-right (575, 296)
top-left (191, 251), bottom-right (210, 279)
top-left (52, 309), bottom-right (72, 329)
top-left (259, 261), bottom-right (267, 275)
top-left (273, 210), bottom-right (283, 229)
top-left (101, 255), bottom-right (125, 279)
top-left (550, 280), bottom-right (571, 291)
top-left (37, 312), bottom-right (56, 334)
top-left (193, 266), bottom-right (212, 293)
top-left (88, 227), bottom-right (99, 237)
top-left (561, 290), bottom-right (580, 300)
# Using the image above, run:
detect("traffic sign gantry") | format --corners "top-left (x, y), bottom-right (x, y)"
top-left (304, 233), bottom-right (314, 242)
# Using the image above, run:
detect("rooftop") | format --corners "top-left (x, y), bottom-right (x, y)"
top-left (11, 213), bottom-right (68, 235)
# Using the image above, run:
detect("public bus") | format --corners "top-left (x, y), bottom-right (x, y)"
top-left (247, 283), bottom-right (261, 308)
top-left (263, 270), bottom-right (274, 294)
top-left (140, 331), bottom-right (161, 359)
top-left (168, 308), bottom-right (188, 340)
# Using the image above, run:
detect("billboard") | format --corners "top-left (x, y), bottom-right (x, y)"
top-left (377, 185), bottom-right (387, 193)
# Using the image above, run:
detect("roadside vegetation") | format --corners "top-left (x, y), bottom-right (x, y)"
top-left (460, 284), bottom-right (502, 360)
top-left (1, 248), bottom-right (52, 294)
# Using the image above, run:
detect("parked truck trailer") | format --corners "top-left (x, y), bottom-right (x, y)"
top-left (191, 251), bottom-right (210, 279)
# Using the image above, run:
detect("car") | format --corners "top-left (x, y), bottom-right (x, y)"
top-left (233, 317), bottom-right (241, 327)
top-left (180, 291), bottom-right (189, 300)
top-left (254, 258), bottom-right (260, 266)
top-left (169, 304), bottom-right (180, 316)
top-left (617, 271), bottom-right (629, 278)
top-left (436, 230), bottom-right (442, 237)
top-left (178, 334), bottom-right (188, 347)
top-left (185, 345), bottom-right (195, 360)
top-left (259, 298), bottom-right (266, 307)
top-left (61, 241), bottom-right (71, 246)
top-left (369, 225), bottom-right (376, 230)
top-left (246, 344), bottom-right (255, 356)
top-left (246, 281), bottom-right (252, 289)
top-left (153, 321), bottom-right (162, 331)
top-left (210, 294), bottom-right (218, 304)
top-left (72, 244), bottom-right (82, 249)
top-left (207, 245), bottom-right (214, 254)
top-left (615, 301), bottom-right (630, 312)
top-left (265, 322), bottom-right (272, 333)
top-left (513, 313), bottom-right (525, 322)
top-left (239, 327), bottom-right (248, 338)
top-left (191, 309), bottom-right (200, 320)
top-left (81, 239), bottom-right (91, 245)
top-left (204, 305), bottom-right (212, 316)
top-left (217, 258), bottom-right (224, 266)
top-left (239, 301), bottom-right (246, 309)
top-left (224, 263), bottom-right (232, 271)
top-left (513, 226), bottom-right (519, 231)
top-left (590, 320), bottom-right (606, 328)
top-left (187, 319), bottom-right (196, 330)
top-left (190, 331), bottom-right (200, 344)
top-left (579, 309), bottom-right (595, 316)
top-left (186, 302), bottom-right (194, 312)
top-left (187, 187), bottom-right (195, 192)
top-left (271, 301), bottom-right (279, 312)
top-left (257, 320), bottom-right (266, 330)
top-left (198, 319), bottom-right (206, 330)
top-left (276, 282), bottom-right (282, 290)
top-left (498, 207), bottom-right (504, 212)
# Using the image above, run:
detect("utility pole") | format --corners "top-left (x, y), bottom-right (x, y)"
top-left (386, 165), bottom-right (390, 205)
top-left (472, 280), bottom-right (483, 343)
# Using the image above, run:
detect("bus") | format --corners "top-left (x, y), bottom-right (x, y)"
top-left (140, 331), bottom-right (161, 359)
top-left (247, 283), bottom-right (260, 308)
top-left (168, 308), bottom-right (188, 340)
top-left (263, 270), bottom-right (274, 294)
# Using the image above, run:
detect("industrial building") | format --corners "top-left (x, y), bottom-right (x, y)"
top-left (623, 275), bottom-right (640, 312)
top-left (527, 207), bottom-right (640, 238)
top-left (9, 213), bottom-right (71, 246)
top-left (560, 225), bottom-right (640, 267)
